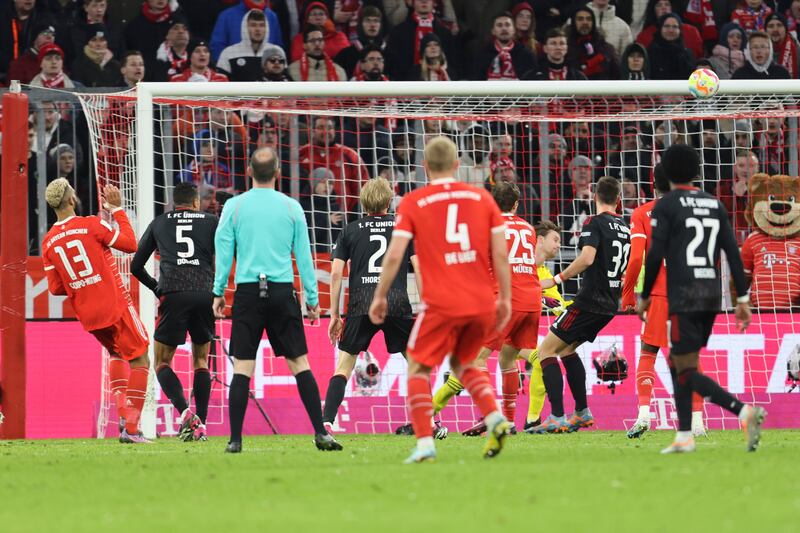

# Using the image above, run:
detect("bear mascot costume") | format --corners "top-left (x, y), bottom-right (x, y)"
top-left (741, 173), bottom-right (800, 309)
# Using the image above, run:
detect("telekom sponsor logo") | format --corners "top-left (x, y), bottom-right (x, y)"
top-left (24, 314), bottom-right (800, 438)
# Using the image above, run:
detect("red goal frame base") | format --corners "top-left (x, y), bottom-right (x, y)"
top-left (0, 89), bottom-right (29, 439)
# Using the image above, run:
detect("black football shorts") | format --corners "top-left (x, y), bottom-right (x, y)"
top-left (549, 306), bottom-right (614, 345)
top-left (339, 315), bottom-right (414, 355)
top-left (155, 290), bottom-right (215, 346)
top-left (229, 282), bottom-right (308, 360)
top-left (669, 312), bottom-right (717, 354)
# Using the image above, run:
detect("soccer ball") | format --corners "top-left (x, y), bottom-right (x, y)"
top-left (688, 68), bottom-right (720, 99)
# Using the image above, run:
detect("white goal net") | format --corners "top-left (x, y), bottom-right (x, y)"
top-left (77, 80), bottom-right (800, 438)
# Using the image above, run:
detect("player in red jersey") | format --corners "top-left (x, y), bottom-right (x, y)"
top-left (432, 181), bottom-right (542, 435)
top-left (369, 137), bottom-right (513, 463)
top-left (41, 179), bottom-right (151, 443)
top-left (622, 165), bottom-right (705, 438)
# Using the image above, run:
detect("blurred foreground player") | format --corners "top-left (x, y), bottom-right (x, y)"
top-left (323, 178), bottom-right (443, 436)
top-left (530, 177), bottom-right (630, 434)
top-left (131, 183), bottom-right (217, 442)
top-left (637, 144), bottom-right (765, 454)
top-left (432, 182), bottom-right (542, 435)
top-left (42, 179), bottom-right (151, 443)
top-left (622, 164), bottom-right (706, 438)
top-left (369, 136), bottom-right (513, 463)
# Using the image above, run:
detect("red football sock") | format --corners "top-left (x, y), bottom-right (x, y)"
top-left (124, 366), bottom-right (149, 434)
top-left (692, 361), bottom-right (704, 412)
top-left (407, 375), bottom-right (433, 439)
top-left (636, 350), bottom-right (658, 408)
top-left (460, 366), bottom-right (499, 418)
top-left (501, 368), bottom-right (520, 422)
top-left (109, 357), bottom-right (130, 419)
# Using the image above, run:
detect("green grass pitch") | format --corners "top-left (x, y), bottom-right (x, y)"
top-left (2, 431), bottom-right (799, 533)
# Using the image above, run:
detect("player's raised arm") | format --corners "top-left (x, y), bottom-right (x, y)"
top-left (130, 223), bottom-right (159, 295)
top-left (101, 185), bottom-right (137, 253)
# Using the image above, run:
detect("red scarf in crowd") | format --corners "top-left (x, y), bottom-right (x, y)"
top-left (158, 42), bottom-right (188, 77)
top-left (775, 36), bottom-right (798, 78)
top-left (548, 65), bottom-right (568, 80)
top-left (488, 40), bottom-right (516, 79)
top-left (299, 53), bottom-right (340, 81)
top-left (40, 72), bottom-right (65, 88)
top-left (413, 13), bottom-right (434, 65)
top-left (684, 0), bottom-right (718, 42)
top-left (141, 1), bottom-right (172, 23)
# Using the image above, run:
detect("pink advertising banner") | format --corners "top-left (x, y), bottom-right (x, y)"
top-left (22, 312), bottom-right (800, 439)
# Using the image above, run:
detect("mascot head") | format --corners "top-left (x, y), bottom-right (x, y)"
top-left (745, 173), bottom-right (800, 238)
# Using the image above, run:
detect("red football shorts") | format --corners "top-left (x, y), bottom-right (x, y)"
top-left (484, 310), bottom-right (541, 351)
top-left (90, 305), bottom-right (150, 360)
top-left (407, 310), bottom-right (495, 368)
top-left (642, 295), bottom-right (669, 348)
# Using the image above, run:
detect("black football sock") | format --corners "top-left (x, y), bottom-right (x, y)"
top-left (295, 369), bottom-right (326, 434)
top-left (689, 372), bottom-right (744, 416)
top-left (323, 374), bottom-right (348, 424)
top-left (228, 373), bottom-right (251, 443)
top-left (192, 368), bottom-right (211, 424)
top-left (541, 357), bottom-right (565, 418)
top-left (561, 353), bottom-right (588, 412)
top-left (156, 364), bottom-right (189, 414)
top-left (675, 369), bottom-right (695, 432)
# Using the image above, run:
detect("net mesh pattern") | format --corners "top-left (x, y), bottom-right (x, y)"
top-left (76, 88), bottom-right (800, 435)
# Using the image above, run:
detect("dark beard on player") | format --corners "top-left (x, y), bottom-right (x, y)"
top-left (364, 69), bottom-right (383, 80)
top-left (73, 197), bottom-right (83, 216)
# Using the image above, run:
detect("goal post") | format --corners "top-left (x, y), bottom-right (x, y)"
top-left (75, 79), bottom-right (800, 438)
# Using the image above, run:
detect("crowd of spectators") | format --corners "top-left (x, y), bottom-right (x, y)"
top-left (3, 0), bottom-right (800, 288)
top-left (5, 1), bottom-right (800, 88)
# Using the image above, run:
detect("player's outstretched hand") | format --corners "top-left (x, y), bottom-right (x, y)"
top-left (102, 185), bottom-right (122, 210)
top-left (307, 304), bottom-right (320, 324)
top-left (328, 315), bottom-right (343, 345)
top-left (369, 296), bottom-right (387, 325)
top-left (636, 297), bottom-right (650, 322)
top-left (735, 302), bottom-right (752, 332)
top-left (212, 296), bottom-right (226, 319)
top-left (495, 297), bottom-right (511, 332)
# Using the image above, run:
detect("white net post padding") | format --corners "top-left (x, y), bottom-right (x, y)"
top-left (77, 80), bottom-right (800, 436)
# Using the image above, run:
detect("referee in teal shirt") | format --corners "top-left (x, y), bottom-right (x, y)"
top-left (213, 147), bottom-right (343, 453)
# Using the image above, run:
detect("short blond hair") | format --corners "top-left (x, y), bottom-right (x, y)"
top-left (360, 177), bottom-right (393, 214)
top-left (424, 135), bottom-right (458, 172)
top-left (45, 178), bottom-right (71, 209)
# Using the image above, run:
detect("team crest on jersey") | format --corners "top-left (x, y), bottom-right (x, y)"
top-left (789, 245), bottom-right (798, 255)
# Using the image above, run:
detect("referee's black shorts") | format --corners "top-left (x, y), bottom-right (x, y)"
top-left (669, 311), bottom-right (717, 354)
top-left (339, 315), bottom-right (414, 355)
top-left (155, 290), bottom-right (215, 346)
top-left (229, 282), bottom-right (308, 360)
top-left (549, 306), bottom-right (614, 345)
